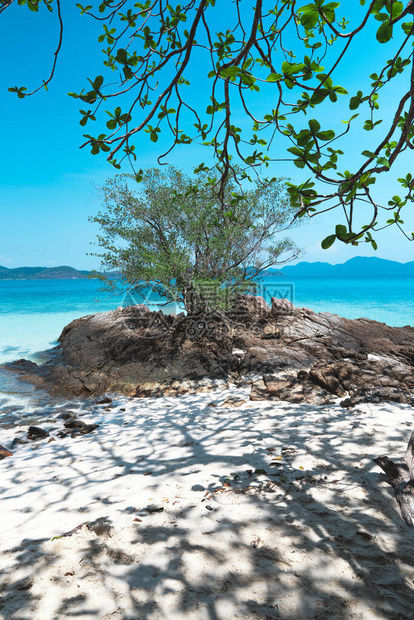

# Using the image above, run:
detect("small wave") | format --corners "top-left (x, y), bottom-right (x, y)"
top-left (0, 366), bottom-right (62, 429)
top-left (0, 367), bottom-right (100, 430)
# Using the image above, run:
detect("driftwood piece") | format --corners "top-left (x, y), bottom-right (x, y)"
top-left (374, 431), bottom-right (414, 527)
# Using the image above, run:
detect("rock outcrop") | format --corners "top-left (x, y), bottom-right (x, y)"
top-left (0, 445), bottom-right (13, 460)
top-left (6, 297), bottom-right (414, 406)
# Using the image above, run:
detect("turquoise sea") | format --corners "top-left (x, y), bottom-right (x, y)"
top-left (1, 276), bottom-right (414, 426)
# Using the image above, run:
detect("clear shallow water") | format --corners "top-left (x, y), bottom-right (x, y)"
top-left (0, 279), bottom-right (124, 363)
top-left (1, 276), bottom-right (414, 427)
top-left (0, 280), bottom-right (129, 427)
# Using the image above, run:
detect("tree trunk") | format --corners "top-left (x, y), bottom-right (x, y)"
top-left (374, 431), bottom-right (414, 527)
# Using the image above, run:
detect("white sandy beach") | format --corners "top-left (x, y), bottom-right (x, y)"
top-left (1, 387), bottom-right (414, 619)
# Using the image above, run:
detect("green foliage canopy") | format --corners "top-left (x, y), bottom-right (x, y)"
top-left (5, 0), bottom-right (414, 248)
top-left (90, 168), bottom-right (299, 311)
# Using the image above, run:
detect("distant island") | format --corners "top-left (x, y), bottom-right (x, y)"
top-left (276, 256), bottom-right (414, 278)
top-left (1, 257), bottom-right (413, 280)
top-left (0, 266), bottom-right (91, 280)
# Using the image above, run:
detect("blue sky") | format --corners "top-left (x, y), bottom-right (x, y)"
top-left (1, 1), bottom-right (413, 269)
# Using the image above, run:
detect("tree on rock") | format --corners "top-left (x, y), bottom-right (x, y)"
top-left (90, 167), bottom-right (299, 312)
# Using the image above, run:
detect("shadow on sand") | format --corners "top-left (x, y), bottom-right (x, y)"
top-left (1, 390), bottom-right (414, 619)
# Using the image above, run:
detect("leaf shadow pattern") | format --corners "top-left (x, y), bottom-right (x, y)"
top-left (1, 390), bottom-right (414, 618)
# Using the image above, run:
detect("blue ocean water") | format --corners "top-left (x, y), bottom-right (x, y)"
top-left (0, 276), bottom-right (413, 425)
top-left (0, 279), bottom-right (125, 364)
top-left (1, 276), bottom-right (414, 365)
top-left (287, 276), bottom-right (414, 327)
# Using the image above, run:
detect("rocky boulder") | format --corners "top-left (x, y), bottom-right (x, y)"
top-left (270, 297), bottom-right (294, 317)
top-left (228, 295), bottom-right (270, 323)
top-left (250, 373), bottom-right (335, 406)
top-left (0, 445), bottom-right (13, 460)
top-left (6, 297), bottom-right (414, 407)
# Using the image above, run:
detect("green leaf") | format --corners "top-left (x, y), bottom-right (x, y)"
top-left (297, 3), bottom-right (317, 13)
top-left (296, 130), bottom-right (313, 146)
top-left (321, 6), bottom-right (337, 23)
top-left (335, 224), bottom-right (348, 237)
top-left (219, 66), bottom-right (239, 78)
top-left (402, 22), bottom-right (414, 35)
top-left (376, 21), bottom-right (393, 43)
top-left (282, 62), bottom-right (306, 75)
top-left (360, 172), bottom-right (372, 184)
top-left (93, 75), bottom-right (104, 90)
top-left (349, 96), bottom-right (361, 110)
top-left (376, 156), bottom-right (390, 168)
top-left (310, 90), bottom-right (328, 105)
top-left (116, 48), bottom-right (128, 64)
top-left (375, 12), bottom-right (389, 21)
top-left (266, 73), bottom-right (282, 82)
top-left (321, 235), bottom-right (336, 249)
top-left (390, 1), bottom-right (404, 18)
top-left (300, 9), bottom-right (319, 29)
top-left (309, 119), bottom-right (321, 133)
top-left (334, 85), bottom-right (348, 95)
top-left (287, 146), bottom-right (304, 157)
top-left (315, 130), bottom-right (335, 140)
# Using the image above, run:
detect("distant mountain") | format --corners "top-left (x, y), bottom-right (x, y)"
top-left (2, 257), bottom-right (413, 280)
top-left (0, 265), bottom-right (91, 280)
top-left (276, 257), bottom-right (414, 278)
